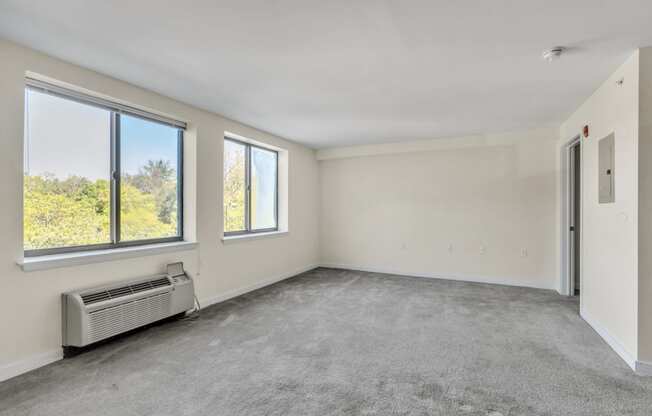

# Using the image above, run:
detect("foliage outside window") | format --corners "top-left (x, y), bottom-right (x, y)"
top-left (24, 86), bottom-right (183, 255)
top-left (223, 138), bottom-right (278, 235)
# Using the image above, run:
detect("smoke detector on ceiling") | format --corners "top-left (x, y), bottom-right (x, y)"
top-left (542, 47), bottom-right (565, 62)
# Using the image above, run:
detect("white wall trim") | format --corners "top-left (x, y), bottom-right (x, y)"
top-left (199, 264), bottom-right (318, 308)
top-left (580, 309), bottom-right (637, 371)
top-left (316, 127), bottom-right (558, 160)
top-left (221, 231), bottom-right (288, 244)
top-left (19, 241), bottom-right (198, 272)
top-left (3, 266), bottom-right (649, 382)
top-left (319, 263), bottom-right (555, 290)
top-left (0, 349), bottom-right (63, 383)
top-left (559, 135), bottom-right (582, 297)
top-left (1, 264), bottom-right (317, 383)
top-left (636, 360), bottom-right (652, 377)
top-left (25, 71), bottom-right (190, 124)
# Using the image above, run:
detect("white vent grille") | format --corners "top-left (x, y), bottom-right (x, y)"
top-left (88, 293), bottom-right (171, 343)
top-left (81, 277), bottom-right (171, 305)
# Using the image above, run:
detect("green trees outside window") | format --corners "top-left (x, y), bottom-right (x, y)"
top-left (223, 138), bottom-right (278, 235)
top-left (24, 86), bottom-right (182, 254)
top-left (24, 161), bottom-right (178, 250)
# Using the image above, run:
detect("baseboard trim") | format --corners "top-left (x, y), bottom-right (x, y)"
top-left (0, 349), bottom-right (63, 383)
top-left (636, 360), bottom-right (652, 376)
top-left (199, 264), bottom-right (318, 309)
top-left (580, 309), bottom-right (637, 372)
top-left (4, 266), bottom-right (646, 383)
top-left (0, 264), bottom-right (317, 384)
top-left (319, 263), bottom-right (554, 290)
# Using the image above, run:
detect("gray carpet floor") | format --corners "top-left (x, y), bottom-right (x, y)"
top-left (1, 267), bottom-right (652, 415)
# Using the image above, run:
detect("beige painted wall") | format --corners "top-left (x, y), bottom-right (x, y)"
top-left (638, 47), bottom-right (652, 364)
top-left (318, 128), bottom-right (559, 289)
top-left (0, 40), bottom-right (320, 378)
top-left (559, 52), bottom-right (640, 362)
top-left (2, 39), bottom-right (650, 379)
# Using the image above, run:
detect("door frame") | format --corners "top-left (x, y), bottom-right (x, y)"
top-left (560, 135), bottom-right (582, 297)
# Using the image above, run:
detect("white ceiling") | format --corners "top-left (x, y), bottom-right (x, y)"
top-left (1, 1), bottom-right (652, 148)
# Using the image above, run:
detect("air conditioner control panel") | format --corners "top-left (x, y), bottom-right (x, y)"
top-left (171, 274), bottom-right (190, 284)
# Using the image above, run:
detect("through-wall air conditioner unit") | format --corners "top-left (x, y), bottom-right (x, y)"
top-left (62, 262), bottom-right (194, 347)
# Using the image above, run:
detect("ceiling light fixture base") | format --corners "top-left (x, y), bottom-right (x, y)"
top-left (542, 47), bottom-right (566, 62)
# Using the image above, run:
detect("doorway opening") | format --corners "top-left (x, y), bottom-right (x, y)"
top-left (568, 140), bottom-right (581, 296)
top-left (560, 135), bottom-right (582, 297)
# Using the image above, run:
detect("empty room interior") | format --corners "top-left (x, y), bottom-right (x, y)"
top-left (3, 1), bottom-right (652, 415)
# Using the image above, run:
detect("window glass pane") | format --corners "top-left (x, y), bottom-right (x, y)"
top-left (120, 114), bottom-right (180, 241)
top-left (24, 89), bottom-right (111, 250)
top-left (224, 140), bottom-right (247, 233)
top-left (251, 147), bottom-right (277, 230)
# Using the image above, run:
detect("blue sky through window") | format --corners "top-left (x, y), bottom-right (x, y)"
top-left (120, 114), bottom-right (178, 176)
top-left (25, 89), bottom-right (179, 180)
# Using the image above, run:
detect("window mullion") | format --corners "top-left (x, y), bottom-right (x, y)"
top-left (111, 113), bottom-right (122, 244)
top-left (245, 144), bottom-right (252, 232)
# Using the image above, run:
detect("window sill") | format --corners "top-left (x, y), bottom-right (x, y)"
top-left (221, 231), bottom-right (288, 244)
top-left (18, 241), bottom-right (198, 272)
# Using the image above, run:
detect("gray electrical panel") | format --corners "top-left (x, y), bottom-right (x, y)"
top-left (598, 133), bottom-right (615, 203)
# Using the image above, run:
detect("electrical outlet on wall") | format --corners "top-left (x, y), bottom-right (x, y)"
top-left (480, 245), bottom-right (486, 255)
top-left (521, 248), bottom-right (528, 258)
top-left (447, 243), bottom-right (453, 254)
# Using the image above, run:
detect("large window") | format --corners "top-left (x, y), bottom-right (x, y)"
top-left (24, 81), bottom-right (184, 256)
top-left (223, 137), bottom-right (278, 235)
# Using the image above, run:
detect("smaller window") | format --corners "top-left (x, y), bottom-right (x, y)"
top-left (223, 137), bottom-right (278, 235)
